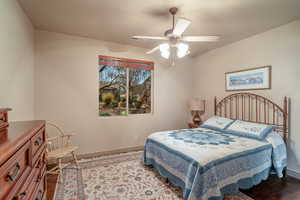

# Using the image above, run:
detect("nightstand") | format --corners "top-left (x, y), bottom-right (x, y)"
top-left (188, 122), bottom-right (199, 129)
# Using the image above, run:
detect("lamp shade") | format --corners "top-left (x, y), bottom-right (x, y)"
top-left (190, 99), bottom-right (205, 111)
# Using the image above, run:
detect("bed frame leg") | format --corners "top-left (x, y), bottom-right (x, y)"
top-left (165, 178), bottom-right (169, 183)
top-left (283, 169), bottom-right (287, 178)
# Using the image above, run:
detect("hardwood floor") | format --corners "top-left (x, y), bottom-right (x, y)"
top-left (47, 174), bottom-right (58, 200)
top-left (242, 175), bottom-right (300, 200)
top-left (46, 174), bottom-right (300, 200)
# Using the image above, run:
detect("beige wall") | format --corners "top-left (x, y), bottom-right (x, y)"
top-left (5, 0), bottom-right (299, 176)
top-left (191, 20), bottom-right (300, 175)
top-left (34, 30), bottom-right (192, 154)
top-left (0, 0), bottom-right (35, 120)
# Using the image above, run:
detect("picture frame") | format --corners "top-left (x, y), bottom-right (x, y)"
top-left (225, 66), bottom-right (272, 91)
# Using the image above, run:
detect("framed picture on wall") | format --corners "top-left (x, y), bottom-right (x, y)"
top-left (225, 66), bottom-right (272, 91)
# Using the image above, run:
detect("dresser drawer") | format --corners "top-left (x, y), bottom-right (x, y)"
top-left (11, 167), bottom-right (37, 200)
top-left (33, 145), bottom-right (46, 168)
top-left (30, 157), bottom-right (46, 200)
top-left (31, 175), bottom-right (46, 200)
top-left (0, 141), bottom-right (31, 199)
top-left (31, 127), bottom-right (45, 157)
top-left (11, 155), bottom-right (46, 200)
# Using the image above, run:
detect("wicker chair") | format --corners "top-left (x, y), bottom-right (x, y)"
top-left (46, 122), bottom-right (80, 182)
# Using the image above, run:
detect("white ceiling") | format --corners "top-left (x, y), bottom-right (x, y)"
top-left (18, 0), bottom-right (300, 56)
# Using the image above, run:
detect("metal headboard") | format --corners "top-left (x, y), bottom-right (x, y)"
top-left (214, 93), bottom-right (288, 142)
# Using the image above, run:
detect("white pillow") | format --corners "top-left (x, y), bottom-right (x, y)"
top-left (225, 120), bottom-right (274, 140)
top-left (200, 116), bottom-right (235, 131)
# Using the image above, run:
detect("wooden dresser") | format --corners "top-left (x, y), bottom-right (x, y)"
top-left (0, 121), bottom-right (46, 200)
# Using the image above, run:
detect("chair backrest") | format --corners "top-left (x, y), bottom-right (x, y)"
top-left (46, 122), bottom-right (71, 153)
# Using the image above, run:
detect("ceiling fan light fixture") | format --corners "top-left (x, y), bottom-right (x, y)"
top-left (161, 51), bottom-right (170, 59)
top-left (177, 43), bottom-right (189, 58)
top-left (159, 43), bottom-right (170, 59)
top-left (159, 43), bottom-right (169, 52)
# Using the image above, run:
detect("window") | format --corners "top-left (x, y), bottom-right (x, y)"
top-left (99, 56), bottom-right (154, 117)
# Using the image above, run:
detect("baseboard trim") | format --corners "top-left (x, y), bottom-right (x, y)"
top-left (77, 145), bottom-right (144, 160)
top-left (48, 145), bottom-right (144, 164)
top-left (287, 168), bottom-right (300, 180)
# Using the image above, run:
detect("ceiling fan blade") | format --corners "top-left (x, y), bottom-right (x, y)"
top-left (172, 18), bottom-right (191, 36)
top-left (146, 45), bottom-right (160, 54)
top-left (181, 36), bottom-right (220, 42)
top-left (131, 36), bottom-right (167, 41)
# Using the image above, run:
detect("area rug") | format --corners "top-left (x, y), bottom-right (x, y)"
top-left (54, 151), bottom-right (254, 200)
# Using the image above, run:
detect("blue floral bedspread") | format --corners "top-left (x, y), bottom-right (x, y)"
top-left (144, 127), bottom-right (286, 200)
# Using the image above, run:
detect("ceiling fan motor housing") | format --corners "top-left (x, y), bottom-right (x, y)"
top-left (169, 7), bottom-right (178, 15)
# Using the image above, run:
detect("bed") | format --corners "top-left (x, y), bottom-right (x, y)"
top-left (144, 93), bottom-right (288, 200)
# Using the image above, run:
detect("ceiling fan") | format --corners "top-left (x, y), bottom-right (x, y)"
top-left (130, 7), bottom-right (220, 65)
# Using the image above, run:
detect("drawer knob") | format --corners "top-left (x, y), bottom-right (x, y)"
top-left (7, 163), bottom-right (21, 182)
top-left (36, 159), bottom-right (43, 169)
top-left (13, 191), bottom-right (26, 200)
top-left (19, 192), bottom-right (26, 197)
top-left (37, 175), bottom-right (42, 182)
top-left (34, 137), bottom-right (42, 146)
top-left (35, 190), bottom-right (43, 200)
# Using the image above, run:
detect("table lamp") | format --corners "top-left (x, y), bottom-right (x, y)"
top-left (190, 99), bottom-right (205, 126)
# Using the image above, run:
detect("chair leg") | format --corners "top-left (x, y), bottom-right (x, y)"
top-left (72, 151), bottom-right (80, 169)
top-left (58, 158), bottom-right (63, 183)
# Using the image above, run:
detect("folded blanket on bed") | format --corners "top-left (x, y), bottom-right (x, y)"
top-left (144, 127), bottom-right (286, 200)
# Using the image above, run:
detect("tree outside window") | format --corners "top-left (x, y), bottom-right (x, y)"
top-left (99, 56), bottom-right (154, 117)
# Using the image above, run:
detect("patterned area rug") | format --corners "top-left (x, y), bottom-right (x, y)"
top-left (54, 151), bottom-right (254, 200)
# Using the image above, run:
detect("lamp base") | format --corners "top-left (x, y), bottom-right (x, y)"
top-left (192, 111), bottom-right (203, 126)
top-left (192, 119), bottom-right (202, 126)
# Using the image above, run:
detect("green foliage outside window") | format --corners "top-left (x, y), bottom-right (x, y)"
top-left (99, 65), bottom-right (152, 117)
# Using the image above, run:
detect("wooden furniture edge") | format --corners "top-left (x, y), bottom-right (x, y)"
top-left (0, 120), bottom-right (45, 166)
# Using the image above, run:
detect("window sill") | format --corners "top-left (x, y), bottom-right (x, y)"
top-left (98, 112), bottom-right (154, 119)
